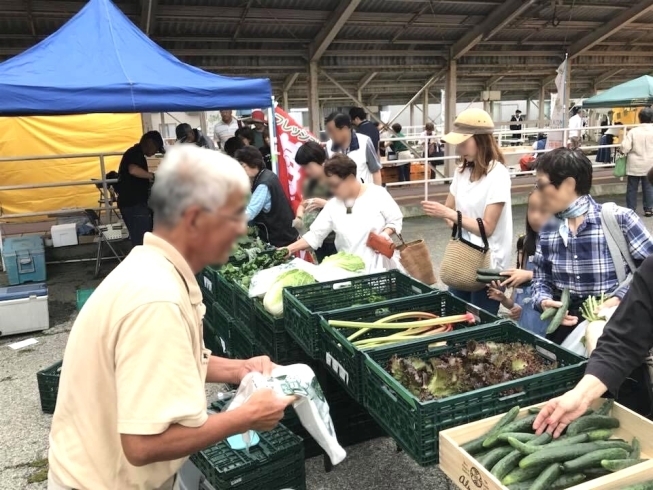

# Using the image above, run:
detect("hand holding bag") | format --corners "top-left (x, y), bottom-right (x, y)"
top-left (366, 231), bottom-right (396, 259)
top-left (397, 234), bottom-right (437, 285)
top-left (439, 211), bottom-right (491, 292)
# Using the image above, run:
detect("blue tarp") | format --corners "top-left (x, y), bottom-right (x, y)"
top-left (0, 0), bottom-right (272, 115)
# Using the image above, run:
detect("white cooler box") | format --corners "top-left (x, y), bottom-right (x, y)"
top-left (0, 283), bottom-right (49, 336)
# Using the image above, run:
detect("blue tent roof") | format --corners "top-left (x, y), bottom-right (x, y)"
top-left (0, 0), bottom-right (272, 115)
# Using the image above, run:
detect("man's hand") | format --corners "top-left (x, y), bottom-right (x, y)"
top-left (596, 296), bottom-right (620, 314)
top-left (242, 388), bottom-right (297, 431)
top-left (541, 299), bottom-right (578, 326)
top-left (533, 388), bottom-right (592, 438)
top-left (500, 268), bottom-right (532, 288)
top-left (421, 201), bottom-right (455, 220)
top-left (238, 355), bottom-right (276, 382)
top-left (305, 198), bottom-right (327, 213)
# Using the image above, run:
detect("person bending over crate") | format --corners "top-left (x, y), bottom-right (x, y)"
top-left (48, 145), bottom-right (296, 490)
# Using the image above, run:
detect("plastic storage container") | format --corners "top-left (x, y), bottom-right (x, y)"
top-left (2, 235), bottom-right (46, 285)
top-left (0, 283), bottom-right (49, 336)
top-left (76, 288), bottom-right (95, 311)
top-left (51, 223), bottom-right (78, 247)
top-left (37, 360), bottom-right (62, 414)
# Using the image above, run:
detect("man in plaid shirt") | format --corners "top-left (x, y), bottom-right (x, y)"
top-left (532, 148), bottom-right (653, 344)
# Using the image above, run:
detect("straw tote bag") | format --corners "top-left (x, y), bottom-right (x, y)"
top-left (397, 235), bottom-right (437, 285)
top-left (440, 211), bottom-right (491, 292)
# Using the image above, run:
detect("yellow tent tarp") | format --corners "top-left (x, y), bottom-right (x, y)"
top-left (0, 113), bottom-right (142, 219)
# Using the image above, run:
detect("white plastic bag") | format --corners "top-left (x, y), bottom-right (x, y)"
top-left (561, 320), bottom-right (589, 358)
top-left (226, 364), bottom-right (346, 465)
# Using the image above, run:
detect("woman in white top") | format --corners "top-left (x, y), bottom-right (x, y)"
top-left (287, 154), bottom-right (404, 273)
top-left (421, 108), bottom-right (512, 315)
top-left (622, 108), bottom-right (653, 217)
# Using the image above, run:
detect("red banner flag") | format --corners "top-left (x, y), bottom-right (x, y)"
top-left (274, 107), bottom-right (319, 213)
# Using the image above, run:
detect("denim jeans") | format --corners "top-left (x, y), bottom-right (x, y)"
top-left (120, 203), bottom-right (152, 247)
top-left (626, 176), bottom-right (653, 212)
top-left (448, 287), bottom-right (501, 316)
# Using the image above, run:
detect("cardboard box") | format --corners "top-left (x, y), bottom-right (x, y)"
top-left (440, 401), bottom-right (653, 490)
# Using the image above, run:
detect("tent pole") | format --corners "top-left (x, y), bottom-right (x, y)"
top-left (98, 155), bottom-right (114, 225)
top-left (268, 98), bottom-right (279, 175)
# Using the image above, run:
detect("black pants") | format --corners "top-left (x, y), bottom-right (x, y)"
top-left (398, 164), bottom-right (411, 182)
top-left (120, 203), bottom-right (152, 247)
top-left (315, 241), bottom-right (337, 263)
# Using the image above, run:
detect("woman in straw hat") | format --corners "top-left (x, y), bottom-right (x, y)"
top-left (421, 108), bottom-right (513, 315)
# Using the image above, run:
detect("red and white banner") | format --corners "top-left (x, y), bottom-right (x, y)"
top-left (274, 107), bottom-right (319, 213)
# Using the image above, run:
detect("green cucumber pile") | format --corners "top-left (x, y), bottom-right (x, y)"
top-left (460, 400), bottom-right (650, 490)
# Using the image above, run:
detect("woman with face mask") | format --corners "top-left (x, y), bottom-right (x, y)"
top-left (421, 108), bottom-right (513, 315)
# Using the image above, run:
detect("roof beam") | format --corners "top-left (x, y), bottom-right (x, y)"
top-left (485, 75), bottom-right (503, 88)
top-left (140, 0), bottom-right (157, 36)
top-left (450, 0), bottom-right (537, 60)
top-left (390, 4), bottom-right (429, 43)
top-left (357, 72), bottom-right (378, 90)
top-left (594, 68), bottom-right (623, 86)
top-left (24, 0), bottom-right (37, 38)
top-left (309, 0), bottom-right (362, 62)
top-left (567, 0), bottom-right (653, 59)
top-left (232, 0), bottom-right (253, 41)
top-left (283, 73), bottom-right (300, 92)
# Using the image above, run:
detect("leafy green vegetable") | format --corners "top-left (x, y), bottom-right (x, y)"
top-left (263, 270), bottom-right (316, 317)
top-left (321, 252), bottom-right (365, 272)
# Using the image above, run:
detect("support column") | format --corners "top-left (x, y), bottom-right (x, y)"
top-left (423, 90), bottom-right (429, 126)
top-left (444, 59), bottom-right (457, 178)
top-left (159, 112), bottom-right (165, 136)
top-left (538, 85), bottom-right (546, 128)
top-left (483, 99), bottom-right (491, 113)
top-left (410, 103), bottom-right (415, 130)
top-left (141, 113), bottom-right (154, 133)
top-left (308, 62), bottom-right (320, 136)
top-left (200, 112), bottom-right (208, 138)
top-left (282, 91), bottom-right (290, 112)
top-left (357, 89), bottom-right (363, 105)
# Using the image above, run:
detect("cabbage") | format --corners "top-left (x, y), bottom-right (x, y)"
top-left (320, 252), bottom-right (365, 272)
top-left (263, 269), bottom-right (316, 317)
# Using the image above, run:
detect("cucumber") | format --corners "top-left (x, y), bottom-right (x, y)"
top-left (550, 473), bottom-right (586, 489)
top-left (621, 481), bottom-right (653, 490)
top-left (546, 434), bottom-right (590, 447)
top-left (586, 429), bottom-right (613, 441)
top-left (528, 407), bottom-right (541, 414)
top-left (510, 433), bottom-right (579, 453)
top-left (492, 433), bottom-right (552, 482)
top-left (461, 406), bottom-right (520, 453)
top-left (583, 467), bottom-right (611, 478)
top-left (567, 415), bottom-right (620, 436)
top-left (519, 442), bottom-right (630, 469)
top-left (478, 446), bottom-right (514, 469)
top-left (563, 448), bottom-right (630, 472)
top-left (483, 414), bottom-right (537, 448)
top-left (631, 437), bottom-right (641, 459)
top-left (507, 437), bottom-right (542, 455)
top-left (477, 268), bottom-right (503, 276)
top-left (506, 482), bottom-right (535, 490)
top-left (540, 306), bottom-right (558, 321)
top-left (502, 466), bottom-right (543, 486)
top-left (546, 288), bottom-right (570, 334)
top-left (498, 433), bottom-right (538, 443)
top-left (596, 399), bottom-right (614, 415)
top-left (529, 463), bottom-right (563, 490)
top-left (601, 458), bottom-right (647, 472)
top-left (476, 274), bottom-right (505, 283)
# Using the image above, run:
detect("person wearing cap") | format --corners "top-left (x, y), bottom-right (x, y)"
top-left (421, 108), bottom-right (513, 315)
top-left (175, 123), bottom-right (215, 150)
top-left (245, 110), bottom-right (268, 149)
top-left (325, 112), bottom-right (383, 186)
top-left (509, 109), bottom-right (523, 145)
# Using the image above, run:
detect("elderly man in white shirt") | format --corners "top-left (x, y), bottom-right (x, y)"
top-left (213, 110), bottom-right (239, 148)
top-left (568, 106), bottom-right (583, 140)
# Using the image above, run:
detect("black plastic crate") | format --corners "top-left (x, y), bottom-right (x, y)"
top-left (251, 301), bottom-right (310, 364)
top-left (232, 283), bottom-right (254, 329)
top-left (283, 271), bottom-right (436, 360)
top-left (362, 320), bottom-right (587, 465)
top-left (212, 304), bottom-right (232, 357)
top-left (37, 360), bottom-right (62, 414)
top-left (190, 421), bottom-right (304, 490)
top-left (318, 292), bottom-right (498, 403)
top-left (230, 318), bottom-right (263, 360)
top-left (203, 319), bottom-right (224, 357)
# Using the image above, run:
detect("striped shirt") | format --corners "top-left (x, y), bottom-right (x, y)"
top-left (532, 196), bottom-right (653, 307)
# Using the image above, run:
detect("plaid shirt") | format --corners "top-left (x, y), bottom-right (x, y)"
top-left (532, 196), bottom-right (653, 308)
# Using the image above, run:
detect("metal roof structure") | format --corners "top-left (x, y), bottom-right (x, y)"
top-left (2, 0), bottom-right (653, 107)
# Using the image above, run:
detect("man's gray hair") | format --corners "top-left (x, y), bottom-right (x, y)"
top-left (150, 145), bottom-right (250, 228)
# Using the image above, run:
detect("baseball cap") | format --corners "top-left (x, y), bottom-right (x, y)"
top-left (441, 108), bottom-right (494, 145)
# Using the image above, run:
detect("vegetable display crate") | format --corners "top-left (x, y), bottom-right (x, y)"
top-left (75, 288), bottom-right (94, 311)
top-left (251, 300), bottom-right (310, 365)
top-left (231, 283), bottom-right (254, 329)
top-left (318, 291), bottom-right (498, 403)
top-left (211, 303), bottom-right (232, 357)
top-left (230, 318), bottom-right (263, 360)
top-left (440, 401), bottom-right (653, 490)
top-left (203, 319), bottom-right (225, 357)
top-left (199, 266), bottom-right (233, 311)
top-left (283, 270), bottom-right (436, 360)
top-left (192, 403), bottom-right (305, 490)
top-left (362, 321), bottom-right (587, 466)
top-left (37, 360), bottom-right (62, 414)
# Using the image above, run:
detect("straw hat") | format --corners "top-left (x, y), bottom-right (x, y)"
top-left (244, 109), bottom-right (267, 125)
top-left (441, 108), bottom-right (494, 145)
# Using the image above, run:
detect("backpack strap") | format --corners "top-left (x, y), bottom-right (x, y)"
top-left (600, 202), bottom-right (635, 287)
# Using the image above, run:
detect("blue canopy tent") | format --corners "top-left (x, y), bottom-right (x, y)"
top-left (0, 0), bottom-right (272, 115)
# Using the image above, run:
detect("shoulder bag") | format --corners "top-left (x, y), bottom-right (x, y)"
top-left (396, 234), bottom-right (437, 286)
top-left (613, 154), bottom-right (627, 178)
top-left (439, 211), bottom-right (491, 292)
